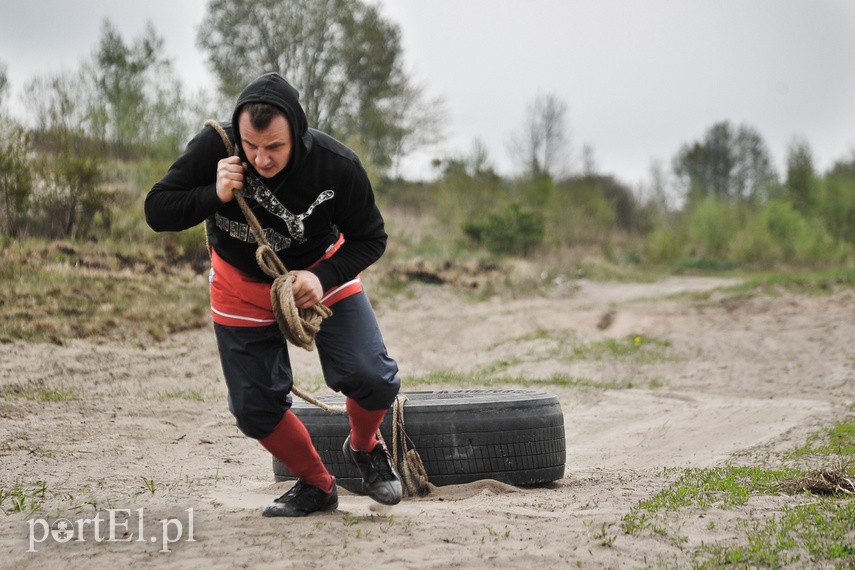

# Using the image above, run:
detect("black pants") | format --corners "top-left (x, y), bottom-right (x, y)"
top-left (214, 291), bottom-right (400, 439)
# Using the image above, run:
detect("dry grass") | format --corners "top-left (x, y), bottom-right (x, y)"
top-left (0, 239), bottom-right (210, 344)
top-left (779, 458), bottom-right (855, 496)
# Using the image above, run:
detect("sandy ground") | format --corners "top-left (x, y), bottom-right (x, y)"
top-left (1, 275), bottom-right (853, 568)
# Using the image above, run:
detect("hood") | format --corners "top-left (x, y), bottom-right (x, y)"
top-left (231, 72), bottom-right (310, 177)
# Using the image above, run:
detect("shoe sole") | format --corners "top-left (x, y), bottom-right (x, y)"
top-left (262, 498), bottom-right (338, 517)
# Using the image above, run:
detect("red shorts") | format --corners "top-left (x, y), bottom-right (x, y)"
top-left (209, 234), bottom-right (363, 327)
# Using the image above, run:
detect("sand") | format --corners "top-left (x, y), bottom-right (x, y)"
top-left (1, 275), bottom-right (852, 568)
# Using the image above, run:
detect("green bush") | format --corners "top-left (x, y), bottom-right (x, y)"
top-left (463, 203), bottom-right (545, 256)
top-left (817, 174), bottom-right (855, 243)
top-left (686, 196), bottom-right (742, 258)
top-left (729, 200), bottom-right (846, 265)
top-left (645, 225), bottom-right (684, 264)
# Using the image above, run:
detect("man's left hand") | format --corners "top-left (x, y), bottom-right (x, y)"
top-left (290, 270), bottom-right (324, 309)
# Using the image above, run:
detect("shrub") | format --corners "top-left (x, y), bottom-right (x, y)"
top-left (463, 203), bottom-right (545, 256)
top-left (0, 126), bottom-right (33, 236)
top-left (729, 200), bottom-right (845, 265)
top-left (645, 225), bottom-right (684, 264)
top-left (685, 196), bottom-right (743, 258)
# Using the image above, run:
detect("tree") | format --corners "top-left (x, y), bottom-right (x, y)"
top-left (93, 19), bottom-right (202, 154)
top-left (198, 0), bottom-right (443, 171)
top-left (30, 129), bottom-right (106, 239)
top-left (0, 61), bottom-right (8, 110)
top-left (26, 19), bottom-right (201, 157)
top-left (509, 93), bottom-right (570, 179)
top-left (673, 121), bottom-right (776, 203)
top-left (0, 126), bottom-right (33, 237)
top-left (784, 137), bottom-right (818, 212)
top-left (27, 71), bottom-right (93, 137)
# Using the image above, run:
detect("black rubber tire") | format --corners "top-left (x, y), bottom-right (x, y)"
top-left (273, 390), bottom-right (566, 492)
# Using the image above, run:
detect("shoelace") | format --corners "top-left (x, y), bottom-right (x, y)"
top-left (277, 480), bottom-right (307, 502)
top-left (367, 447), bottom-right (396, 481)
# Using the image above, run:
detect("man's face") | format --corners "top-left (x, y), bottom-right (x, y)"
top-left (238, 110), bottom-right (293, 178)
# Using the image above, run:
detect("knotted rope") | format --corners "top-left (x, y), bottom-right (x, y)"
top-left (203, 120), bottom-right (430, 495)
top-left (391, 395), bottom-right (433, 496)
top-left (204, 120), bottom-right (331, 352)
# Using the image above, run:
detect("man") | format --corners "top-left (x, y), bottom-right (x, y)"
top-left (145, 72), bottom-right (402, 516)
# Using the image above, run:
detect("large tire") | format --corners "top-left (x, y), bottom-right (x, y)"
top-left (273, 390), bottom-right (566, 492)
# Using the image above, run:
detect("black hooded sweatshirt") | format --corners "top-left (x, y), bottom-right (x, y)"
top-left (144, 73), bottom-right (387, 292)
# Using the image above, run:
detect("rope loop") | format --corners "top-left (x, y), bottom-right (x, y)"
top-left (255, 243), bottom-right (286, 280)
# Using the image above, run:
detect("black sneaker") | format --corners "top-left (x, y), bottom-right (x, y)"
top-left (342, 435), bottom-right (403, 505)
top-left (262, 480), bottom-right (338, 517)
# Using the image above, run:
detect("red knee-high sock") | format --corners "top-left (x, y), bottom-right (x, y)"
top-left (259, 411), bottom-right (334, 493)
top-left (346, 398), bottom-right (387, 452)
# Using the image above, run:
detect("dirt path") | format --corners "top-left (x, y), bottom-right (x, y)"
top-left (1, 276), bottom-right (852, 567)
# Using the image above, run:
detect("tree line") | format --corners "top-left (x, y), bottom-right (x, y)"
top-left (1, 0), bottom-right (854, 270)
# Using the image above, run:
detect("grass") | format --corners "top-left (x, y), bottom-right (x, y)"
top-left (620, 419), bottom-right (855, 568)
top-left (622, 466), bottom-right (801, 535)
top-left (0, 479), bottom-right (48, 515)
top-left (698, 499), bottom-right (855, 568)
top-left (407, 370), bottom-right (636, 390)
top-left (403, 330), bottom-right (675, 390)
top-left (571, 334), bottom-right (674, 364)
top-left (679, 267), bottom-right (855, 304)
top-left (0, 239), bottom-right (210, 344)
top-left (0, 381), bottom-right (79, 401)
top-left (787, 420), bottom-right (855, 459)
top-left (152, 389), bottom-right (213, 402)
top-left (490, 329), bottom-right (677, 365)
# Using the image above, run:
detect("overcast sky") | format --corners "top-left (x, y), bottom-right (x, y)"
top-left (1, 0), bottom-right (853, 186)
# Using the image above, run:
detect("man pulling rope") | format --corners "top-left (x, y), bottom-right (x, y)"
top-left (202, 118), bottom-right (431, 497)
top-left (146, 72), bottom-right (405, 516)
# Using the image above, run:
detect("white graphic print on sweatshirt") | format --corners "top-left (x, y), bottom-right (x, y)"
top-left (215, 173), bottom-right (335, 250)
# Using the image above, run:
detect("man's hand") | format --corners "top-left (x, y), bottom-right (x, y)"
top-left (216, 156), bottom-right (245, 203)
top-left (290, 270), bottom-right (324, 309)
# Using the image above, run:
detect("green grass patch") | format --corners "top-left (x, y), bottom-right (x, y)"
top-left (0, 382), bottom-right (79, 401)
top-left (672, 256), bottom-right (737, 272)
top-left (151, 389), bottom-right (210, 402)
top-left (0, 479), bottom-right (48, 515)
top-left (788, 418), bottom-right (855, 460)
top-left (623, 466), bottom-right (799, 535)
top-left (728, 267), bottom-right (855, 296)
top-left (492, 330), bottom-right (676, 366)
top-left (621, 425), bottom-right (855, 568)
top-left (572, 334), bottom-right (674, 363)
top-left (698, 499), bottom-right (855, 568)
top-left (407, 370), bottom-right (633, 390)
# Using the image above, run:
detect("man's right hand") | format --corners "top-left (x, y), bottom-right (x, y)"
top-left (216, 156), bottom-right (245, 203)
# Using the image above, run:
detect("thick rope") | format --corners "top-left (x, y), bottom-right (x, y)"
top-left (391, 395), bottom-right (433, 496)
top-left (203, 120), bottom-right (331, 352)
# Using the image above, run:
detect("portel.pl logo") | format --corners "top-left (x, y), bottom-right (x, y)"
top-left (27, 508), bottom-right (194, 553)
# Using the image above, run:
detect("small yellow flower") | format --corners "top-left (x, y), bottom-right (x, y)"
top-left (634, 336), bottom-right (642, 344)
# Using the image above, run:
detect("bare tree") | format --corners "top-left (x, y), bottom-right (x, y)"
top-left (509, 93), bottom-right (570, 179)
